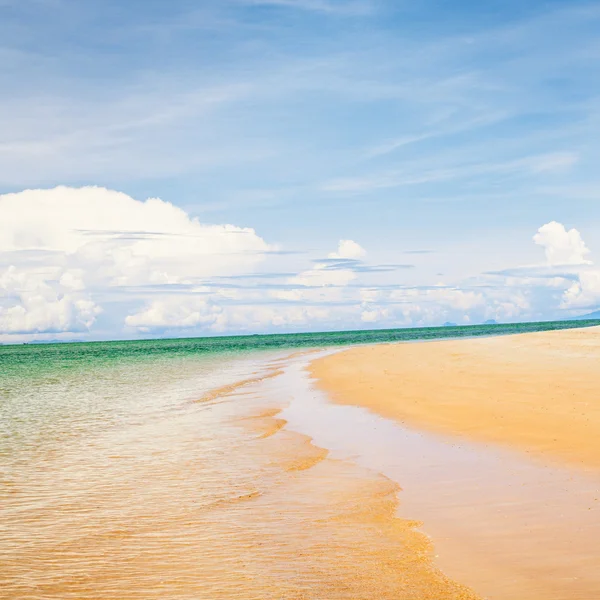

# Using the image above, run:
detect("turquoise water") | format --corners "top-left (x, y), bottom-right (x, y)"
top-left (2, 319), bottom-right (599, 376)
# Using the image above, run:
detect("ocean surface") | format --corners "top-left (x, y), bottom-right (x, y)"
top-left (1, 319), bottom-right (599, 599)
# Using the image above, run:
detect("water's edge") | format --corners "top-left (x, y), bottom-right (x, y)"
top-left (271, 351), bottom-right (600, 600)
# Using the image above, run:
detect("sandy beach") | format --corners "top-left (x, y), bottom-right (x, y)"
top-left (306, 326), bottom-right (600, 598)
top-left (311, 326), bottom-right (600, 470)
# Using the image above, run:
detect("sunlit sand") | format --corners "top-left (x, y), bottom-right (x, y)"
top-left (309, 327), bottom-right (600, 598)
top-left (312, 326), bottom-right (600, 470)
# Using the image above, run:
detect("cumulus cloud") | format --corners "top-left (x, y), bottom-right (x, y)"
top-left (125, 297), bottom-right (224, 332)
top-left (125, 297), bottom-right (339, 334)
top-left (0, 186), bottom-right (270, 340)
top-left (384, 285), bottom-right (531, 326)
top-left (561, 269), bottom-right (600, 309)
top-left (0, 186), bottom-right (270, 283)
top-left (527, 221), bottom-right (599, 311)
top-left (533, 221), bottom-right (591, 266)
top-left (361, 306), bottom-right (389, 322)
top-left (0, 263), bottom-right (94, 335)
top-left (0, 265), bottom-right (101, 336)
top-left (329, 239), bottom-right (366, 260)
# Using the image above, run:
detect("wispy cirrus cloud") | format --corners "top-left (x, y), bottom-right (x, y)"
top-left (321, 152), bottom-right (579, 193)
top-left (364, 112), bottom-right (511, 158)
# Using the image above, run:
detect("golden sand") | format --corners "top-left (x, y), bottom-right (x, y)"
top-left (234, 408), bottom-right (481, 599)
top-left (311, 326), bottom-right (600, 470)
top-left (308, 327), bottom-right (600, 599)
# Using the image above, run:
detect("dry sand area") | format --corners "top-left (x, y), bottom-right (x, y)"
top-left (311, 326), bottom-right (600, 470)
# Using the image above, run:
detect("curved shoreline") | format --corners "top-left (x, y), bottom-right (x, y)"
top-left (270, 347), bottom-right (600, 599)
top-left (231, 360), bottom-right (482, 599)
top-left (310, 326), bottom-right (600, 471)
top-left (4, 347), bottom-right (481, 600)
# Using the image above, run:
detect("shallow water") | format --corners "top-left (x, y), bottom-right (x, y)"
top-left (1, 348), bottom-right (477, 600)
top-left (1, 351), bottom-right (285, 599)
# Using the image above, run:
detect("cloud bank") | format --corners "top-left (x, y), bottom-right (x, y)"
top-left (0, 186), bottom-right (270, 341)
top-left (0, 187), bottom-right (598, 342)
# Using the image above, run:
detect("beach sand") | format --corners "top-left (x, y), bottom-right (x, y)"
top-left (311, 326), bottom-right (600, 470)
top-left (307, 326), bottom-right (600, 599)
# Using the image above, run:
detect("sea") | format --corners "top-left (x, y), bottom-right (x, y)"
top-left (1, 320), bottom-right (599, 599)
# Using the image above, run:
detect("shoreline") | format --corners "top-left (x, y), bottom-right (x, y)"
top-left (229, 351), bottom-right (484, 599)
top-left (275, 347), bottom-right (600, 599)
top-left (310, 326), bottom-right (600, 471)
top-left (6, 347), bottom-right (473, 600)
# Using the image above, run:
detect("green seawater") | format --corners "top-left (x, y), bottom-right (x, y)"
top-left (2, 319), bottom-right (600, 377)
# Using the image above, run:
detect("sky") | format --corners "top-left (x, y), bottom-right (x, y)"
top-left (1, 0), bottom-right (600, 342)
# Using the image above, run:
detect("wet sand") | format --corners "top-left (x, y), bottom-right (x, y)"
top-left (311, 326), bottom-right (600, 471)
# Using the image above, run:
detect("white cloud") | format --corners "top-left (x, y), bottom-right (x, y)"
top-left (492, 221), bottom-right (600, 313)
top-left (3, 202), bottom-right (599, 342)
top-left (0, 186), bottom-right (270, 284)
top-left (385, 285), bottom-right (530, 325)
top-left (126, 298), bottom-right (338, 334)
top-left (59, 269), bottom-right (86, 291)
top-left (0, 265), bottom-right (101, 335)
top-left (329, 239), bottom-right (366, 260)
top-left (533, 221), bottom-right (591, 266)
top-left (288, 239), bottom-right (366, 288)
top-left (290, 268), bottom-right (357, 288)
top-left (424, 287), bottom-right (485, 311)
top-left (361, 306), bottom-right (389, 323)
top-left (125, 297), bottom-right (223, 332)
top-left (0, 189), bottom-right (381, 339)
top-left (0, 186), bottom-right (271, 340)
top-left (214, 304), bottom-right (334, 332)
top-left (359, 288), bottom-right (380, 303)
top-left (561, 269), bottom-right (600, 309)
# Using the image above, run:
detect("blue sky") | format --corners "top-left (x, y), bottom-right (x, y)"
top-left (1, 0), bottom-right (600, 341)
